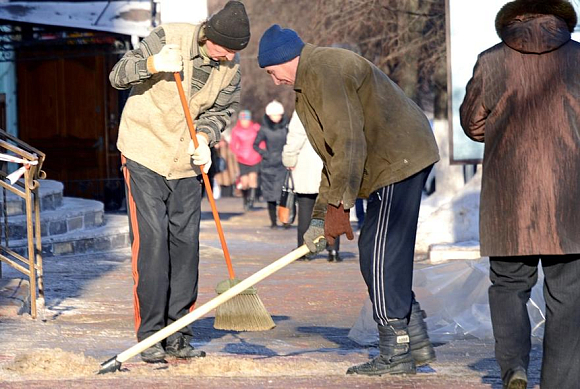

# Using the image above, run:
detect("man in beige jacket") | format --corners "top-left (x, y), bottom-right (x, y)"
top-left (109, 1), bottom-right (249, 363)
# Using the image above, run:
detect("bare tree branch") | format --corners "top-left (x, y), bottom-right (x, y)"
top-left (208, 0), bottom-right (446, 119)
top-left (382, 5), bottom-right (444, 17)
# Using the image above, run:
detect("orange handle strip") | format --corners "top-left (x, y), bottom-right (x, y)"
top-left (173, 72), bottom-right (235, 280)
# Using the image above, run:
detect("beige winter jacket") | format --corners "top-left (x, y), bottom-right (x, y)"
top-left (112, 24), bottom-right (239, 179)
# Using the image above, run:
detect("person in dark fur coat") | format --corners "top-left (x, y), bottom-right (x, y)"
top-left (460, 1), bottom-right (580, 388)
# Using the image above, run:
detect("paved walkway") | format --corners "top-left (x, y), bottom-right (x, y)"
top-left (0, 197), bottom-right (541, 388)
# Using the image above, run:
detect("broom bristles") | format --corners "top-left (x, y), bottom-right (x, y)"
top-left (214, 294), bottom-right (275, 331)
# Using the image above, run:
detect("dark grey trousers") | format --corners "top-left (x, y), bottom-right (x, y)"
top-left (489, 254), bottom-right (580, 388)
top-left (123, 157), bottom-right (202, 341)
top-left (358, 165), bottom-right (432, 324)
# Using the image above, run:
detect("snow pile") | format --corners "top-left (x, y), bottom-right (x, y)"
top-left (349, 257), bottom-right (546, 344)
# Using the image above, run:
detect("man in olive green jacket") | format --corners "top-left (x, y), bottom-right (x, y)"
top-left (258, 25), bottom-right (439, 376)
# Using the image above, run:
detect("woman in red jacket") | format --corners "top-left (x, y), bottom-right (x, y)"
top-left (229, 110), bottom-right (263, 211)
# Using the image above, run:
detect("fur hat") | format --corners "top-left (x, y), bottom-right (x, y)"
top-left (205, 1), bottom-right (250, 51)
top-left (265, 100), bottom-right (284, 116)
top-left (495, 0), bottom-right (577, 36)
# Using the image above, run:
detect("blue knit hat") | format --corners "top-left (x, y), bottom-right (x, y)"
top-left (258, 25), bottom-right (304, 68)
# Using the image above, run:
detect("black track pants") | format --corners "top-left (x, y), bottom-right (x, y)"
top-left (122, 157), bottom-right (202, 341)
top-left (358, 165), bottom-right (432, 324)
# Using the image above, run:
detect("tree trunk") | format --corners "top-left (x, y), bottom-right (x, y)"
top-left (393, 0), bottom-right (425, 105)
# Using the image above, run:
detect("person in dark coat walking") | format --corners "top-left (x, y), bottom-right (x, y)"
top-left (257, 25), bottom-right (439, 376)
top-left (460, 1), bottom-right (580, 388)
top-left (253, 100), bottom-right (289, 228)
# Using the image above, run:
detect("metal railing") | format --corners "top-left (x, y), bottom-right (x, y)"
top-left (0, 129), bottom-right (46, 318)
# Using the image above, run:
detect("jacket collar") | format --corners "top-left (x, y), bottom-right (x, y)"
top-left (190, 24), bottom-right (202, 60)
top-left (191, 25), bottom-right (220, 68)
top-left (294, 43), bottom-right (316, 93)
top-left (502, 14), bottom-right (570, 54)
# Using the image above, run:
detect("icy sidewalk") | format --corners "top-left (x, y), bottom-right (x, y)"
top-left (0, 197), bottom-right (541, 388)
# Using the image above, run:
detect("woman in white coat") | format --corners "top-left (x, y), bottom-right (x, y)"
top-left (282, 111), bottom-right (340, 261)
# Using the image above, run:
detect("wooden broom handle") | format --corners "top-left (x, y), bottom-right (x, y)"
top-left (173, 72), bottom-right (235, 280)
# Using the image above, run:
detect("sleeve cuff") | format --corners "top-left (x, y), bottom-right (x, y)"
top-left (196, 128), bottom-right (217, 147)
top-left (310, 219), bottom-right (324, 228)
top-left (282, 153), bottom-right (297, 168)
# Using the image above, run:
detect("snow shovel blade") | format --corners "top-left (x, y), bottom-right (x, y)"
top-left (98, 356), bottom-right (122, 374)
top-left (96, 243), bottom-right (314, 374)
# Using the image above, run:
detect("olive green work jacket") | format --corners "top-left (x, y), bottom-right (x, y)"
top-left (294, 44), bottom-right (440, 220)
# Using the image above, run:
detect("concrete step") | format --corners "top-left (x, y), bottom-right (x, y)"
top-left (10, 213), bottom-right (130, 257)
top-left (2, 197), bottom-right (104, 240)
top-left (0, 179), bottom-right (63, 216)
top-left (428, 240), bottom-right (482, 264)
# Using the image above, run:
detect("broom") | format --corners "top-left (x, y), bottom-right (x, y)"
top-left (99, 245), bottom-right (312, 374)
top-left (173, 72), bottom-right (275, 331)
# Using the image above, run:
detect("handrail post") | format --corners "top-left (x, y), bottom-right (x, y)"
top-left (0, 129), bottom-right (45, 318)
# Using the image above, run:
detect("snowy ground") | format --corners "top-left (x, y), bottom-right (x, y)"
top-left (0, 196), bottom-right (542, 388)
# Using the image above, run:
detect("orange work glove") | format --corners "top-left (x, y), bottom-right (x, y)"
top-left (324, 203), bottom-right (355, 245)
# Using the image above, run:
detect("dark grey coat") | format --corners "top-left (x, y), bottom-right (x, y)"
top-left (253, 115), bottom-right (289, 202)
top-left (460, 2), bottom-right (580, 256)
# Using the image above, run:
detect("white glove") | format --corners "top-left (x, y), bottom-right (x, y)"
top-left (188, 134), bottom-right (212, 174)
top-left (151, 44), bottom-right (183, 73)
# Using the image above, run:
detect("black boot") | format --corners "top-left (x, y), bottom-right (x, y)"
top-left (408, 299), bottom-right (436, 366)
top-left (503, 367), bottom-right (527, 389)
top-left (247, 188), bottom-right (256, 210)
top-left (165, 334), bottom-right (206, 359)
top-left (242, 189), bottom-right (250, 212)
top-left (140, 342), bottom-right (166, 363)
top-left (327, 250), bottom-right (341, 262)
top-left (347, 319), bottom-right (416, 376)
top-left (267, 202), bottom-right (278, 228)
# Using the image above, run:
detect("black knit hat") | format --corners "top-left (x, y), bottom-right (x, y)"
top-left (205, 1), bottom-right (250, 51)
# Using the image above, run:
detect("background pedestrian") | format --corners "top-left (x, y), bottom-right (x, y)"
top-left (282, 111), bottom-right (341, 261)
top-left (230, 109), bottom-right (262, 211)
top-left (253, 100), bottom-right (288, 228)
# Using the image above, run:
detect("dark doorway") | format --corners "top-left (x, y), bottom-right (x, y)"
top-left (16, 42), bottom-right (125, 211)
